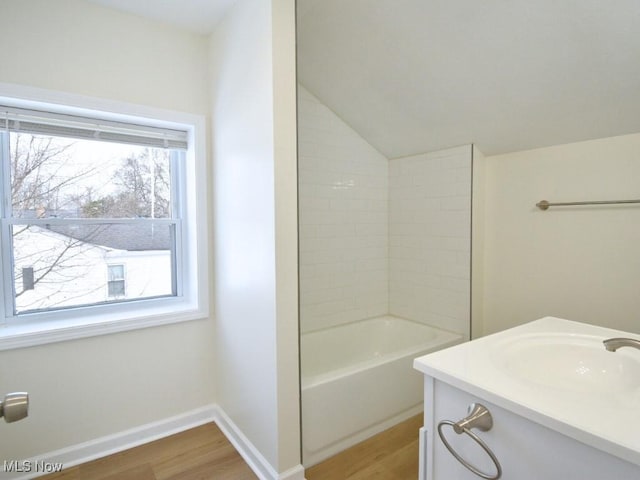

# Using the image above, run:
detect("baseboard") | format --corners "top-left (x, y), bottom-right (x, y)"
top-left (212, 405), bottom-right (306, 480)
top-left (1, 405), bottom-right (217, 480)
top-left (1, 404), bottom-right (305, 480)
top-left (303, 404), bottom-right (423, 467)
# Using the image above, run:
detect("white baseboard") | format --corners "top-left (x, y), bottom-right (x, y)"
top-left (213, 405), bottom-right (306, 480)
top-left (1, 404), bottom-right (305, 480)
top-left (1, 404), bottom-right (218, 480)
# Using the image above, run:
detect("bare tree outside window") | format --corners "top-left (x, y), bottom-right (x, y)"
top-left (10, 134), bottom-right (91, 217)
top-left (77, 148), bottom-right (172, 219)
top-left (8, 132), bottom-right (174, 314)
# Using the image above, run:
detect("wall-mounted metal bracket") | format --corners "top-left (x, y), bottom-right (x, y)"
top-left (438, 403), bottom-right (502, 479)
top-left (0, 392), bottom-right (29, 423)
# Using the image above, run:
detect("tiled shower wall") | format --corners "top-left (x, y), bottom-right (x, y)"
top-left (298, 86), bottom-right (471, 336)
top-left (389, 147), bottom-right (472, 336)
top-left (298, 86), bottom-right (389, 333)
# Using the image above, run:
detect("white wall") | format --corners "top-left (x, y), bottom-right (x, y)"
top-left (483, 132), bottom-right (640, 335)
top-left (271, 0), bottom-right (302, 470)
top-left (0, 0), bottom-right (215, 461)
top-left (298, 86), bottom-right (389, 333)
top-left (389, 146), bottom-right (472, 336)
top-left (210, 0), bottom-right (301, 474)
top-left (0, 0), bottom-right (209, 116)
top-left (298, 88), bottom-right (473, 338)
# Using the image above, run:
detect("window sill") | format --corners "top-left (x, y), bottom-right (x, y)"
top-left (0, 301), bottom-right (208, 351)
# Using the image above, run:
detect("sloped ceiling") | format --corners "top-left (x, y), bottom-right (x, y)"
top-left (297, 0), bottom-right (640, 157)
top-left (87, 0), bottom-right (236, 34)
top-left (85, 0), bottom-right (640, 158)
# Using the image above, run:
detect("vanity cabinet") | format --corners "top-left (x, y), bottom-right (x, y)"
top-left (413, 317), bottom-right (640, 480)
top-left (420, 377), bottom-right (638, 480)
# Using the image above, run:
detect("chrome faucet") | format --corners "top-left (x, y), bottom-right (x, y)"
top-left (603, 337), bottom-right (640, 352)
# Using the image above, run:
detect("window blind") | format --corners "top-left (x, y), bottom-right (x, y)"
top-left (0, 105), bottom-right (188, 150)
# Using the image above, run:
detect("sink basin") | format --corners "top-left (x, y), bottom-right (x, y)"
top-left (495, 333), bottom-right (640, 394)
top-left (414, 317), bottom-right (640, 466)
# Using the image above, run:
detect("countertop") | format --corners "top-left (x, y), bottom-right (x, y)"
top-left (413, 316), bottom-right (640, 467)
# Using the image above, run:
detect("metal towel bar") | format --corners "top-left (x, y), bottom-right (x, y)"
top-left (536, 199), bottom-right (640, 210)
top-left (437, 403), bottom-right (502, 480)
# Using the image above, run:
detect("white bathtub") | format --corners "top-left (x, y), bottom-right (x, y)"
top-left (301, 315), bottom-right (463, 466)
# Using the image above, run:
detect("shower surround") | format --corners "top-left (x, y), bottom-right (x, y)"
top-left (298, 86), bottom-right (390, 333)
top-left (298, 85), bottom-right (472, 464)
top-left (298, 85), bottom-right (471, 336)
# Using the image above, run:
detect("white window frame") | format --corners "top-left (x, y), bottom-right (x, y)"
top-left (107, 264), bottom-right (127, 299)
top-left (0, 83), bottom-right (209, 350)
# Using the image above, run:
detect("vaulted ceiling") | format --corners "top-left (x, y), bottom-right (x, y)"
top-left (297, 0), bottom-right (640, 157)
top-left (87, 0), bottom-right (236, 34)
top-left (87, 0), bottom-right (640, 158)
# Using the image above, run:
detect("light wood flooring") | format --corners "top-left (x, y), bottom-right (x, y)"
top-left (41, 414), bottom-right (422, 480)
top-left (305, 414), bottom-right (421, 480)
top-left (41, 423), bottom-right (257, 480)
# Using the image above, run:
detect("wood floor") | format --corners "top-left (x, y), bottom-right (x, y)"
top-left (305, 414), bottom-right (422, 480)
top-left (41, 423), bottom-right (258, 480)
top-left (41, 414), bottom-right (421, 480)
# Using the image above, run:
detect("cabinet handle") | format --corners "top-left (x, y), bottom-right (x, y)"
top-left (437, 403), bottom-right (502, 480)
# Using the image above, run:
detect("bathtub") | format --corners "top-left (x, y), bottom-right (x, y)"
top-left (301, 315), bottom-right (464, 466)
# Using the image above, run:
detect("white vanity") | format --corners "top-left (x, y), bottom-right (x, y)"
top-left (413, 317), bottom-right (640, 479)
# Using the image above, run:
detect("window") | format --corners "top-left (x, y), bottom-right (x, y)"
top-left (22, 267), bottom-right (34, 291)
top-left (107, 265), bottom-right (126, 298)
top-left (0, 90), bottom-right (208, 349)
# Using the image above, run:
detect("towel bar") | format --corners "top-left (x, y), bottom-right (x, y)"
top-left (536, 199), bottom-right (640, 210)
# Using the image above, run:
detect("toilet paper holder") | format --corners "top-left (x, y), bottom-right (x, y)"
top-left (0, 392), bottom-right (29, 423)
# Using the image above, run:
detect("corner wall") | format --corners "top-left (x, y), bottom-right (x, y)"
top-left (297, 87), bottom-right (473, 337)
top-left (210, 0), bottom-right (301, 475)
top-left (389, 146), bottom-right (472, 336)
top-left (483, 132), bottom-right (640, 335)
top-left (471, 145), bottom-right (486, 339)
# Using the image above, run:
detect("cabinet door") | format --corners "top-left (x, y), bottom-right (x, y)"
top-left (422, 379), bottom-right (639, 480)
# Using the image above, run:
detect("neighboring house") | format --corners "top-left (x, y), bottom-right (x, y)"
top-left (13, 225), bottom-right (171, 314)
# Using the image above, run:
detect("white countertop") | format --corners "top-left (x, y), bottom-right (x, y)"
top-left (413, 316), bottom-right (640, 467)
